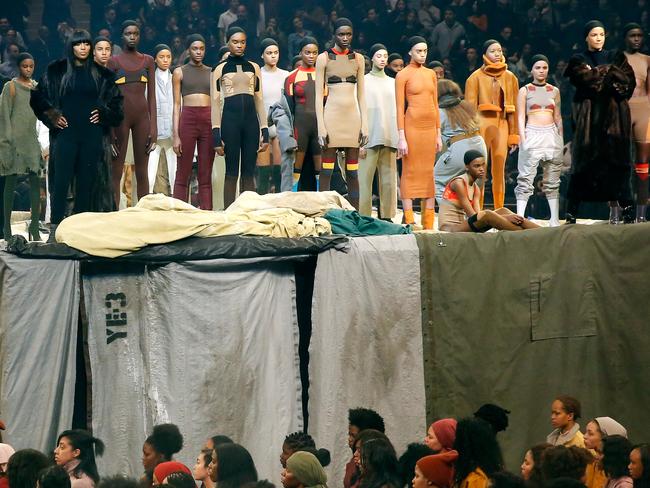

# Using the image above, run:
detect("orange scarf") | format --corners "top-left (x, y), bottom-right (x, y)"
top-left (481, 54), bottom-right (507, 77)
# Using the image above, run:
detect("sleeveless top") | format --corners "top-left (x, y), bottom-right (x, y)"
top-left (442, 173), bottom-right (477, 207)
top-left (181, 63), bottom-right (211, 96)
top-left (525, 82), bottom-right (558, 114)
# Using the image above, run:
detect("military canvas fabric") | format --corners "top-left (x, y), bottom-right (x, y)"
top-left (0, 252), bottom-right (79, 452)
top-left (309, 235), bottom-right (427, 487)
top-left (416, 224), bottom-right (650, 469)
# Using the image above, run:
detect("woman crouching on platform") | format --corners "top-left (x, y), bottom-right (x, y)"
top-left (438, 150), bottom-right (540, 232)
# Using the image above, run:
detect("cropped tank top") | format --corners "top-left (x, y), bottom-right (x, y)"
top-left (525, 82), bottom-right (558, 114)
top-left (181, 63), bottom-right (211, 96)
top-left (442, 173), bottom-right (478, 207)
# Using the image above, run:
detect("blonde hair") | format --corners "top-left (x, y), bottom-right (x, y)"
top-left (438, 79), bottom-right (479, 132)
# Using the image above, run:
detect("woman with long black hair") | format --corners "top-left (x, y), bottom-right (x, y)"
top-left (453, 418), bottom-right (504, 488)
top-left (54, 429), bottom-right (105, 488)
top-left (208, 443), bottom-right (257, 488)
top-left (30, 29), bottom-right (122, 241)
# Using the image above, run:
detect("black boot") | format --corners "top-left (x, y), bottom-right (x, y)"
top-left (47, 224), bottom-right (58, 243)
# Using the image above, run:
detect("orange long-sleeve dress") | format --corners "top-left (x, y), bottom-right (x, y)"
top-left (396, 61), bottom-right (440, 199)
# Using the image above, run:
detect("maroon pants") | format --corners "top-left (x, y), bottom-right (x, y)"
top-left (173, 106), bottom-right (215, 209)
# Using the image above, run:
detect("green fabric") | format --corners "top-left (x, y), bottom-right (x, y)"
top-left (416, 224), bottom-right (650, 470)
top-left (287, 451), bottom-right (327, 488)
top-left (324, 209), bottom-right (412, 236)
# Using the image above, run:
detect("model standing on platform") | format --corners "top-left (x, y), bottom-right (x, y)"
top-left (359, 43), bottom-right (398, 220)
top-left (172, 35), bottom-right (214, 209)
top-left (108, 20), bottom-right (157, 206)
top-left (314, 18), bottom-right (368, 209)
top-left (564, 21), bottom-right (636, 224)
top-left (434, 79), bottom-right (486, 206)
top-left (258, 38), bottom-right (288, 194)
top-left (0, 53), bottom-right (43, 240)
top-left (284, 36), bottom-right (321, 192)
top-left (465, 40), bottom-right (519, 209)
top-left (211, 27), bottom-right (269, 208)
top-left (515, 54), bottom-right (564, 227)
top-left (30, 30), bottom-right (123, 241)
top-left (623, 23), bottom-right (650, 222)
top-left (148, 44), bottom-right (176, 195)
top-left (396, 36), bottom-right (441, 230)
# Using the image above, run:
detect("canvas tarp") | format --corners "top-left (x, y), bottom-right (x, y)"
top-left (416, 223), bottom-right (650, 469)
top-left (84, 258), bottom-right (302, 481)
top-left (0, 252), bottom-right (79, 452)
top-left (309, 235), bottom-right (427, 487)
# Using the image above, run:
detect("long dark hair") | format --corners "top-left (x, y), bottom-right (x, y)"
top-left (60, 30), bottom-right (100, 98)
top-left (7, 449), bottom-right (51, 488)
top-left (359, 438), bottom-right (401, 488)
top-left (214, 443), bottom-right (258, 488)
top-left (633, 444), bottom-right (650, 488)
top-left (57, 429), bottom-right (105, 484)
top-left (527, 443), bottom-right (552, 488)
top-left (453, 418), bottom-right (504, 484)
top-left (602, 436), bottom-right (632, 480)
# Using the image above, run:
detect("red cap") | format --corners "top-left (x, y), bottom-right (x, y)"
top-left (153, 461), bottom-right (192, 483)
top-left (416, 451), bottom-right (458, 488)
top-left (431, 419), bottom-right (457, 451)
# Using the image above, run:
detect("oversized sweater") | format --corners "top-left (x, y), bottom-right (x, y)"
top-left (464, 55), bottom-right (520, 145)
top-left (364, 68), bottom-right (399, 149)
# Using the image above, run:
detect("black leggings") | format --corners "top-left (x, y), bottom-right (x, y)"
top-left (51, 129), bottom-right (104, 224)
top-left (223, 113), bottom-right (260, 178)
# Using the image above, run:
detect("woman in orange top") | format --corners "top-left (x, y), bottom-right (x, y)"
top-left (396, 36), bottom-right (441, 229)
top-left (464, 39), bottom-right (519, 209)
top-left (454, 417), bottom-right (503, 488)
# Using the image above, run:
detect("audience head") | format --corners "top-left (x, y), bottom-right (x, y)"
top-left (0, 443), bottom-right (15, 473)
top-left (154, 461), bottom-right (191, 484)
top-left (194, 449), bottom-right (213, 482)
top-left (281, 451), bottom-right (327, 488)
top-left (55, 430), bottom-right (104, 484)
top-left (544, 478), bottom-right (587, 488)
top-left (629, 444), bottom-right (650, 488)
top-left (281, 432), bottom-right (329, 469)
top-left (602, 436), bottom-right (632, 480)
top-left (38, 466), bottom-right (71, 488)
top-left (165, 472), bottom-right (197, 488)
top-left (541, 446), bottom-right (592, 483)
top-left (551, 396), bottom-right (581, 432)
top-left (97, 475), bottom-right (140, 488)
top-left (584, 418), bottom-right (627, 453)
top-left (398, 443), bottom-right (436, 488)
top-left (354, 430), bottom-right (389, 469)
top-left (474, 405), bottom-right (510, 433)
top-left (6, 449), bottom-right (50, 488)
top-left (425, 419), bottom-right (457, 452)
top-left (414, 451), bottom-right (458, 488)
top-left (359, 437), bottom-right (400, 488)
top-left (489, 472), bottom-right (526, 488)
top-left (205, 435), bottom-right (234, 451)
top-left (143, 424), bottom-right (184, 473)
top-left (453, 417), bottom-right (503, 484)
top-left (520, 443), bottom-right (551, 486)
top-left (348, 408), bottom-right (385, 449)
top-left (210, 443), bottom-right (258, 487)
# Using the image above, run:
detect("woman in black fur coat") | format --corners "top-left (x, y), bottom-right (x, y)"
top-left (564, 20), bottom-right (636, 223)
top-left (30, 29), bottom-right (123, 241)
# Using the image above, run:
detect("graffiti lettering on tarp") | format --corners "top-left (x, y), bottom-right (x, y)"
top-left (105, 292), bottom-right (127, 344)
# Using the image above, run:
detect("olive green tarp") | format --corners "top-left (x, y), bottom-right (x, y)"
top-left (416, 224), bottom-right (650, 469)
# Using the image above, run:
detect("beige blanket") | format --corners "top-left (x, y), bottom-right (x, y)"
top-left (56, 191), bottom-right (349, 258)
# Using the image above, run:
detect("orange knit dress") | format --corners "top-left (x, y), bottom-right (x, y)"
top-left (396, 61), bottom-right (440, 199)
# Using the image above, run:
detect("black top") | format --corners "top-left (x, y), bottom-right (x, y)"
top-left (61, 66), bottom-right (99, 128)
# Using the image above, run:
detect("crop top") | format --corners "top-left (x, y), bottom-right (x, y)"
top-left (181, 63), bottom-right (211, 96)
top-left (525, 82), bottom-right (558, 114)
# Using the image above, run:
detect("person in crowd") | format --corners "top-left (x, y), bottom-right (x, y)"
top-left (433, 79), bottom-right (486, 206)
top-left (208, 443), bottom-right (258, 488)
top-left (39, 466), bottom-right (72, 488)
top-left (489, 472), bottom-right (526, 488)
top-left (97, 476), bottom-right (139, 488)
top-left (54, 429), bottom-right (104, 488)
top-left (563, 20), bottom-right (636, 224)
top-left (7, 449), bottom-right (50, 488)
top-left (520, 444), bottom-right (552, 488)
top-left (165, 472), bottom-right (197, 488)
top-left (413, 452), bottom-right (457, 488)
top-left (424, 419), bottom-right (457, 453)
top-left (629, 444), bottom-right (650, 488)
top-left (257, 38), bottom-right (288, 194)
top-left (0, 42), bottom-right (20, 79)
top-left (548, 396), bottom-right (585, 447)
top-left (281, 432), bottom-right (331, 469)
top-left (345, 409), bottom-right (386, 488)
top-left (0, 52), bottom-right (43, 241)
top-left (0, 443), bottom-right (14, 488)
top-left (211, 26), bottom-right (269, 208)
top-left (218, 0), bottom-right (239, 45)
top-left (399, 444), bottom-right (436, 488)
top-left (142, 424), bottom-right (184, 488)
top-left (281, 451), bottom-right (328, 488)
top-left (359, 437), bottom-right (401, 488)
top-left (542, 446), bottom-right (593, 483)
top-left (430, 8), bottom-right (466, 61)
top-left (585, 418), bottom-right (629, 488)
top-left (153, 461), bottom-right (192, 484)
top-left (515, 54), bottom-right (564, 226)
top-left (602, 436), bottom-right (633, 488)
top-left (438, 150), bottom-right (540, 231)
top-left (194, 449), bottom-right (215, 488)
top-left (205, 435), bottom-right (234, 451)
top-left (453, 417), bottom-right (504, 488)
top-left (30, 30), bottom-right (122, 240)
top-left (474, 405), bottom-right (511, 435)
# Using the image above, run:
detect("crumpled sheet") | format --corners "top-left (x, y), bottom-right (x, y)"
top-left (56, 192), bottom-right (345, 258)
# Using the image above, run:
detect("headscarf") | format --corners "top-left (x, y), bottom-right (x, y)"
top-left (185, 33), bottom-right (205, 49)
top-left (226, 26), bottom-right (245, 41)
top-left (623, 22), bottom-right (642, 36)
top-left (259, 37), bottom-right (278, 55)
top-left (388, 53), bottom-right (403, 63)
top-left (121, 20), bottom-right (139, 33)
top-left (286, 451), bottom-right (327, 488)
top-left (409, 36), bottom-right (427, 50)
top-left (431, 419), bottom-right (458, 451)
top-left (482, 39), bottom-right (500, 53)
top-left (369, 43), bottom-right (387, 59)
top-left (530, 54), bottom-right (549, 67)
top-left (93, 36), bottom-right (111, 46)
top-left (416, 451), bottom-right (459, 488)
top-left (154, 44), bottom-right (171, 57)
top-left (583, 20), bottom-right (605, 38)
top-left (464, 150), bottom-right (485, 165)
top-left (298, 36), bottom-right (318, 52)
top-left (0, 443), bottom-right (15, 465)
top-left (153, 461), bottom-right (191, 483)
top-left (333, 18), bottom-right (353, 31)
top-left (595, 417), bottom-right (628, 438)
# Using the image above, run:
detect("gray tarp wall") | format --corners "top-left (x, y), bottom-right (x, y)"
top-left (0, 254), bottom-right (79, 453)
top-left (417, 224), bottom-right (650, 470)
top-left (84, 258), bottom-right (303, 481)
